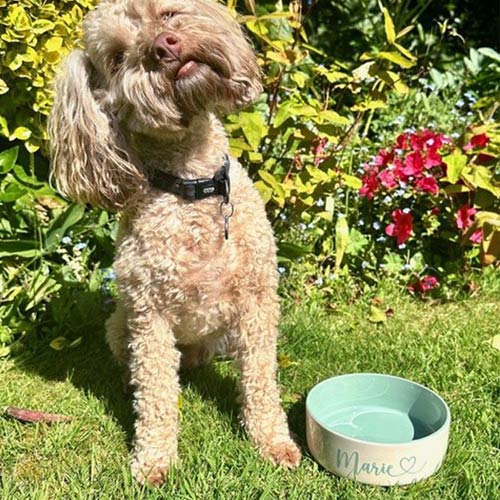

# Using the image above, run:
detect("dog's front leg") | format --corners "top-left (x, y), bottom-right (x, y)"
top-left (235, 298), bottom-right (301, 469)
top-left (127, 309), bottom-right (180, 486)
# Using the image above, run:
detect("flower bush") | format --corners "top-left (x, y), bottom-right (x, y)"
top-left (353, 125), bottom-right (500, 293)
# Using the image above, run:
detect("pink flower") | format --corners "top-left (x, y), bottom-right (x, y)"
top-left (415, 176), bottom-right (439, 195)
top-left (402, 151), bottom-right (424, 177)
top-left (464, 132), bottom-right (490, 151)
top-left (408, 275), bottom-right (439, 294)
top-left (456, 204), bottom-right (477, 229)
top-left (469, 229), bottom-right (483, 244)
top-left (359, 166), bottom-right (380, 199)
top-left (385, 209), bottom-right (413, 245)
top-left (378, 169), bottom-right (398, 190)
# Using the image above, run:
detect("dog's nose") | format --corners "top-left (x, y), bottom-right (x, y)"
top-left (152, 32), bottom-right (180, 61)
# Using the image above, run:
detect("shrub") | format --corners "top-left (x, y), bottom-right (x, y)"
top-left (0, 0), bottom-right (95, 152)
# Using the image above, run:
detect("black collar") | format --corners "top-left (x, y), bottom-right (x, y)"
top-left (148, 154), bottom-right (230, 203)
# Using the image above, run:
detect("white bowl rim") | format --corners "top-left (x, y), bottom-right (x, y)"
top-left (306, 372), bottom-right (451, 447)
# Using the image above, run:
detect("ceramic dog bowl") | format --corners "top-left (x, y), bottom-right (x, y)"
top-left (306, 373), bottom-right (450, 486)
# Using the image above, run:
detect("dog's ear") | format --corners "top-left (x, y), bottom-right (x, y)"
top-left (49, 50), bottom-right (145, 211)
top-left (227, 32), bottom-right (263, 111)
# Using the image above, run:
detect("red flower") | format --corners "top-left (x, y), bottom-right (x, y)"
top-left (456, 204), bottom-right (477, 229)
top-left (408, 275), bottom-right (439, 294)
top-left (359, 166), bottom-right (380, 199)
top-left (378, 169), bottom-right (398, 190)
top-left (374, 148), bottom-right (394, 167)
top-left (385, 209), bottom-right (413, 245)
top-left (470, 229), bottom-right (483, 244)
top-left (396, 132), bottom-right (410, 150)
top-left (312, 137), bottom-right (328, 165)
top-left (464, 132), bottom-right (490, 151)
top-left (402, 151), bottom-right (424, 178)
top-left (476, 153), bottom-right (496, 164)
top-left (424, 149), bottom-right (443, 169)
top-left (392, 158), bottom-right (408, 182)
top-left (415, 176), bottom-right (439, 195)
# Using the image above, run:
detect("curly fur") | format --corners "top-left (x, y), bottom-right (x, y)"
top-left (49, 0), bottom-right (300, 485)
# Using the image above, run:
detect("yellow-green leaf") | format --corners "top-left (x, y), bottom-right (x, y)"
top-left (393, 42), bottom-right (417, 61)
top-left (396, 24), bottom-right (415, 39)
top-left (318, 109), bottom-right (351, 125)
top-left (378, 51), bottom-right (416, 68)
top-left (0, 79), bottom-right (9, 95)
top-left (488, 335), bottom-right (500, 351)
top-left (368, 305), bottom-right (387, 323)
top-left (239, 111), bottom-right (268, 150)
top-left (382, 7), bottom-right (396, 44)
top-left (10, 126), bottom-right (32, 141)
top-left (50, 337), bottom-right (69, 351)
top-left (335, 215), bottom-right (349, 273)
top-left (342, 174), bottom-right (362, 189)
top-left (8, 5), bottom-right (32, 31)
top-left (443, 149), bottom-right (468, 184)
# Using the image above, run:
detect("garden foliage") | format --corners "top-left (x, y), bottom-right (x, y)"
top-left (0, 0), bottom-right (499, 353)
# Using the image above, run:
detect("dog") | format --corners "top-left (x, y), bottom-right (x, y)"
top-left (49, 0), bottom-right (301, 485)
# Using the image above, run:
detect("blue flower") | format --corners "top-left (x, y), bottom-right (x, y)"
top-left (61, 236), bottom-right (72, 245)
top-left (103, 268), bottom-right (116, 281)
top-left (455, 99), bottom-right (465, 108)
top-left (373, 221), bottom-right (381, 230)
top-left (74, 242), bottom-right (87, 251)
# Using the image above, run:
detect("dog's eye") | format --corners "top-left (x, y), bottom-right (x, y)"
top-left (162, 11), bottom-right (178, 21)
top-left (114, 51), bottom-right (126, 66)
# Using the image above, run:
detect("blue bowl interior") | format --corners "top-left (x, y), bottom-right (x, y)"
top-left (307, 374), bottom-right (449, 444)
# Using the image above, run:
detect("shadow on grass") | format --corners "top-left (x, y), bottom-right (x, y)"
top-left (14, 330), bottom-right (136, 445)
top-left (13, 330), bottom-right (258, 448)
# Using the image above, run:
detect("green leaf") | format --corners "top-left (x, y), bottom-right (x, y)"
top-left (45, 203), bottom-right (85, 249)
top-left (0, 240), bottom-right (40, 258)
top-left (278, 242), bottom-right (311, 261)
top-left (368, 305), bottom-right (387, 323)
top-left (318, 110), bottom-right (350, 125)
top-left (273, 101), bottom-right (294, 128)
top-left (335, 215), bottom-right (349, 273)
top-left (478, 47), bottom-right (500, 63)
top-left (239, 111), bottom-right (268, 150)
top-left (346, 228), bottom-right (369, 256)
top-left (442, 149), bottom-right (467, 184)
top-left (0, 146), bottom-right (18, 173)
top-left (382, 7), bottom-right (396, 44)
top-left (462, 166), bottom-right (500, 197)
top-left (383, 253), bottom-right (404, 274)
top-left (0, 183), bottom-right (28, 202)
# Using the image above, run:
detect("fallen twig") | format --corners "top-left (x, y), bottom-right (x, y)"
top-left (3, 406), bottom-right (73, 424)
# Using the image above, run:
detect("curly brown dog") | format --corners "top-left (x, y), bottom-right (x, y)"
top-left (49, 0), bottom-right (301, 485)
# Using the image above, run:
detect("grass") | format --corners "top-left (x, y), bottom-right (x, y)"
top-left (1, 283), bottom-right (499, 499)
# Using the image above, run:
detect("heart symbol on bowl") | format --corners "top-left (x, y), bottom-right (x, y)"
top-left (400, 456), bottom-right (417, 473)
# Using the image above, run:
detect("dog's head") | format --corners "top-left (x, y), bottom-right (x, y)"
top-left (49, 0), bottom-right (261, 209)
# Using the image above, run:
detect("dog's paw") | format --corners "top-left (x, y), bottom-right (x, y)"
top-left (262, 439), bottom-right (302, 469)
top-left (131, 455), bottom-right (177, 486)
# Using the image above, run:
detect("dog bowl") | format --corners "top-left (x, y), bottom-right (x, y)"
top-left (306, 373), bottom-right (450, 486)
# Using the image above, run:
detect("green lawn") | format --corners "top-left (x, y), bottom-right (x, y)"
top-left (1, 285), bottom-right (499, 499)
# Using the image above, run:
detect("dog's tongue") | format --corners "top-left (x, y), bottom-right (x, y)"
top-left (177, 61), bottom-right (198, 79)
